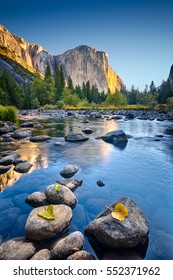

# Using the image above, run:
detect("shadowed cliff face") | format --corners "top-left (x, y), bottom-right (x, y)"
top-left (0, 25), bottom-right (124, 93)
top-left (168, 64), bottom-right (173, 85)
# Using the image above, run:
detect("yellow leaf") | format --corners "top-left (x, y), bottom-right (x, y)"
top-left (38, 204), bottom-right (55, 220)
top-left (111, 203), bottom-right (128, 221)
top-left (54, 183), bottom-right (61, 192)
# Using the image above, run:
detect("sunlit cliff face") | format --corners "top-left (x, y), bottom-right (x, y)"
top-left (0, 141), bottom-right (48, 192)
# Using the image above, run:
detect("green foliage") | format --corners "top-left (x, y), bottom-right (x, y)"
top-left (105, 90), bottom-right (127, 107)
top-left (56, 100), bottom-right (64, 109)
top-left (44, 63), bottom-right (51, 81)
top-left (38, 204), bottom-right (55, 220)
top-left (0, 105), bottom-right (18, 123)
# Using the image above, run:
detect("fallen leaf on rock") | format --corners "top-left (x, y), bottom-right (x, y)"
top-left (111, 203), bottom-right (128, 221)
top-left (38, 204), bottom-right (55, 220)
top-left (54, 183), bottom-right (61, 192)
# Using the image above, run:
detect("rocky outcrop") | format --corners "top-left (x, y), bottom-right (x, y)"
top-left (0, 25), bottom-right (124, 93)
top-left (168, 64), bottom-right (173, 85)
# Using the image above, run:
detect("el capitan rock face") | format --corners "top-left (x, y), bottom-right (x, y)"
top-left (0, 25), bottom-right (123, 93)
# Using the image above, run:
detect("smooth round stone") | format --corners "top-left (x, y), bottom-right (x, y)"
top-left (14, 162), bottom-right (33, 173)
top-left (25, 192), bottom-right (48, 207)
top-left (60, 165), bottom-right (79, 179)
top-left (65, 132), bottom-right (89, 142)
top-left (25, 204), bottom-right (73, 240)
top-left (67, 250), bottom-right (95, 260)
top-left (30, 135), bottom-right (51, 142)
top-left (51, 231), bottom-right (84, 259)
top-left (30, 249), bottom-right (51, 260)
top-left (0, 165), bottom-right (11, 174)
top-left (0, 238), bottom-right (36, 260)
top-left (45, 184), bottom-right (77, 208)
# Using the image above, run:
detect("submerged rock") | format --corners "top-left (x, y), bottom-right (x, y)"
top-left (96, 180), bottom-right (105, 187)
top-left (56, 178), bottom-right (83, 192)
top-left (65, 132), bottom-right (89, 142)
top-left (30, 135), bottom-right (51, 142)
top-left (60, 165), bottom-right (79, 179)
top-left (51, 231), bottom-right (84, 259)
top-left (45, 184), bottom-right (77, 208)
top-left (14, 162), bottom-right (33, 173)
top-left (0, 238), bottom-right (36, 260)
top-left (82, 127), bottom-right (93, 134)
top-left (85, 197), bottom-right (149, 249)
top-left (165, 125), bottom-right (173, 135)
top-left (25, 204), bottom-right (72, 240)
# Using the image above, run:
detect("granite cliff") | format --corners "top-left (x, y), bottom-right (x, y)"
top-left (0, 25), bottom-right (124, 93)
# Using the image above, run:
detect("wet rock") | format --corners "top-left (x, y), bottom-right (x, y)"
top-left (0, 153), bottom-right (19, 165)
top-left (54, 142), bottom-right (64, 146)
top-left (45, 184), bottom-right (77, 208)
top-left (97, 180), bottom-right (105, 187)
top-left (25, 192), bottom-right (48, 207)
top-left (0, 122), bottom-right (17, 135)
top-left (31, 249), bottom-right (51, 260)
top-left (82, 127), bottom-right (93, 134)
top-left (51, 231), bottom-right (84, 259)
top-left (14, 162), bottom-right (33, 173)
top-left (0, 165), bottom-right (11, 174)
top-left (0, 238), bottom-right (36, 260)
top-left (65, 132), bottom-right (89, 142)
top-left (25, 204), bottom-right (73, 240)
top-left (13, 159), bottom-right (28, 166)
top-left (34, 123), bottom-right (44, 129)
top-left (12, 129), bottom-right (32, 139)
top-left (85, 197), bottom-right (149, 249)
top-left (101, 130), bottom-right (128, 146)
top-left (67, 250), bottom-right (95, 260)
top-left (56, 178), bottom-right (83, 192)
top-left (20, 121), bottom-right (34, 128)
top-left (30, 135), bottom-right (52, 142)
top-left (60, 165), bottom-right (79, 178)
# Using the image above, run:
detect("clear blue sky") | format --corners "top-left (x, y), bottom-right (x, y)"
top-left (0, 0), bottom-right (173, 90)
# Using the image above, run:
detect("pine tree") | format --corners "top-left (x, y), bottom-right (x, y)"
top-left (44, 63), bottom-right (51, 81)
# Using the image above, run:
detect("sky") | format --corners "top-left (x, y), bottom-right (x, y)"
top-left (0, 0), bottom-right (173, 90)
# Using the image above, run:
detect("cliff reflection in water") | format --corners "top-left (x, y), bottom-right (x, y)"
top-left (0, 141), bottom-right (48, 191)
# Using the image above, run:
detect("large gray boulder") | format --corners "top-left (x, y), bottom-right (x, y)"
top-left (45, 184), bottom-right (77, 208)
top-left (101, 130), bottom-right (128, 146)
top-left (60, 165), bottom-right (79, 179)
top-left (25, 204), bottom-right (72, 240)
top-left (85, 197), bottom-right (149, 249)
top-left (51, 231), bottom-right (84, 259)
top-left (65, 132), bottom-right (89, 142)
top-left (0, 238), bottom-right (36, 260)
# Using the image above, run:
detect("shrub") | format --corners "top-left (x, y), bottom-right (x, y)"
top-left (0, 105), bottom-right (18, 123)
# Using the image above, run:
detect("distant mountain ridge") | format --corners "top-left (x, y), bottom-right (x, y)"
top-left (0, 24), bottom-right (123, 93)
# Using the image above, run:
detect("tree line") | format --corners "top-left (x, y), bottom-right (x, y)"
top-left (0, 62), bottom-right (173, 109)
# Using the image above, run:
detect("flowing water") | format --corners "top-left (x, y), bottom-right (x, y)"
top-left (0, 115), bottom-right (173, 259)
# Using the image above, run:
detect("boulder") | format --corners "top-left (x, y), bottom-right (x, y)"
top-left (0, 153), bottom-right (19, 165)
top-left (30, 135), bottom-right (52, 142)
top-left (101, 130), bottom-right (128, 146)
top-left (85, 197), bottom-right (149, 249)
top-left (0, 165), bottom-right (11, 174)
top-left (20, 121), bottom-right (34, 128)
top-left (51, 231), bottom-right (84, 259)
top-left (14, 162), bottom-right (33, 173)
top-left (12, 129), bottom-right (32, 139)
top-left (25, 204), bottom-right (72, 240)
top-left (82, 128), bottom-right (93, 134)
top-left (25, 192), bottom-right (48, 207)
top-left (67, 250), bottom-right (95, 260)
top-left (45, 184), bottom-right (77, 208)
top-left (60, 165), bottom-right (79, 179)
top-left (56, 178), bottom-right (83, 192)
top-left (30, 249), bottom-right (51, 260)
top-left (65, 132), bottom-right (89, 142)
top-left (0, 238), bottom-right (36, 260)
